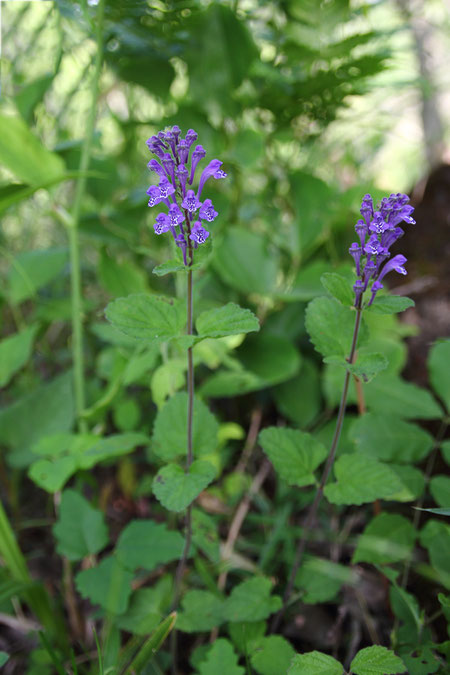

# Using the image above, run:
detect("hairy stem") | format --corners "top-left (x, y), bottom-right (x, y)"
top-left (271, 303), bottom-right (363, 633)
top-left (69, 0), bottom-right (105, 433)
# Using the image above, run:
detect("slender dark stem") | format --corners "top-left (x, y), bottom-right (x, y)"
top-left (271, 303), bottom-right (363, 633)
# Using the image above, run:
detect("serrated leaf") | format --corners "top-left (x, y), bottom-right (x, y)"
top-left (28, 456), bottom-right (78, 493)
top-left (177, 590), bottom-right (225, 632)
top-left (115, 584), bottom-right (167, 635)
top-left (0, 324), bottom-right (39, 387)
top-left (250, 635), bottom-right (296, 675)
top-left (223, 577), bottom-right (281, 622)
top-left (53, 489), bottom-right (109, 561)
top-left (367, 295), bottom-right (414, 314)
top-left (350, 414), bottom-right (433, 463)
top-left (305, 296), bottom-right (365, 359)
top-left (295, 556), bottom-right (356, 604)
top-left (259, 427), bottom-right (327, 487)
top-left (364, 374), bottom-right (442, 419)
top-left (325, 352), bottom-right (388, 383)
top-left (197, 639), bottom-right (244, 675)
top-left (152, 392), bottom-right (219, 461)
top-left (352, 514), bottom-right (416, 565)
top-left (196, 303), bottom-right (259, 338)
top-left (288, 651), bottom-right (343, 674)
top-left (324, 455), bottom-right (403, 505)
top-left (350, 646), bottom-right (406, 674)
top-left (75, 556), bottom-right (133, 614)
top-left (428, 340), bottom-right (450, 411)
top-left (152, 259), bottom-right (203, 276)
top-left (115, 520), bottom-right (184, 571)
top-left (105, 294), bottom-right (184, 341)
top-left (320, 272), bottom-right (354, 306)
top-left (153, 460), bottom-right (216, 512)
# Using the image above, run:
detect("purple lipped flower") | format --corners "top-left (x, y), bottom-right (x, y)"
top-left (158, 177), bottom-right (175, 199)
top-left (353, 280), bottom-right (364, 306)
top-left (190, 221), bottom-right (209, 245)
top-left (147, 185), bottom-right (164, 207)
top-left (363, 260), bottom-right (376, 291)
top-left (172, 125), bottom-right (181, 143)
top-left (349, 243), bottom-right (362, 276)
top-left (199, 199), bottom-right (218, 223)
top-left (368, 280), bottom-right (384, 306)
top-left (360, 193), bottom-right (374, 226)
top-left (197, 159), bottom-right (227, 199)
top-left (389, 203), bottom-right (416, 227)
top-left (364, 234), bottom-right (384, 258)
top-left (355, 219), bottom-right (367, 247)
top-left (148, 159), bottom-right (165, 177)
top-left (369, 212), bottom-right (390, 234)
top-left (382, 226), bottom-right (404, 250)
top-left (189, 145), bottom-right (206, 185)
top-left (177, 139), bottom-right (189, 165)
top-left (154, 213), bottom-right (171, 235)
top-left (182, 189), bottom-right (202, 214)
top-left (377, 254), bottom-right (407, 282)
top-left (176, 164), bottom-right (188, 195)
top-left (162, 153), bottom-right (176, 184)
top-left (168, 203), bottom-right (185, 227)
top-left (185, 129), bottom-right (198, 149)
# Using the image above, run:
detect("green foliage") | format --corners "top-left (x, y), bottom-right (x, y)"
top-left (249, 635), bottom-right (296, 675)
top-left (7, 248), bottom-right (68, 305)
top-left (350, 414), bottom-right (433, 463)
top-left (305, 297), bottom-right (365, 359)
top-left (288, 651), bottom-right (343, 674)
top-left (295, 556), bottom-right (357, 603)
top-left (196, 303), bottom-right (260, 339)
top-left (75, 556), bottom-right (133, 614)
top-left (320, 272), bottom-right (354, 306)
top-left (367, 295), bottom-right (415, 314)
top-left (352, 514), bottom-right (416, 565)
top-left (259, 427), bottom-right (327, 487)
top-left (177, 590), bottom-right (224, 632)
top-left (105, 294), bottom-right (184, 341)
top-left (223, 577), bottom-right (282, 623)
top-left (53, 489), bottom-right (108, 560)
top-left (428, 340), bottom-right (450, 411)
top-left (0, 323), bottom-right (38, 386)
top-left (153, 460), bottom-right (216, 512)
top-left (324, 455), bottom-right (404, 505)
top-left (350, 646), bottom-right (406, 674)
top-left (196, 638), bottom-right (244, 675)
top-left (115, 520), bottom-right (184, 572)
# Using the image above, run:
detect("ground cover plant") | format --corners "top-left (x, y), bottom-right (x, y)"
top-left (1, 1), bottom-right (450, 674)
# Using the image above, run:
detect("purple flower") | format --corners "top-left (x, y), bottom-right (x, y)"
top-left (197, 159), bottom-right (227, 199)
top-left (154, 213), bottom-right (170, 235)
top-left (190, 221), bottom-right (210, 245)
top-left (382, 226), bottom-right (404, 250)
top-left (368, 280), bottom-right (383, 306)
top-left (349, 243), bottom-right (362, 276)
top-left (177, 139), bottom-right (189, 165)
top-left (199, 199), bottom-right (218, 223)
top-left (364, 234), bottom-right (385, 258)
top-left (369, 212), bottom-right (390, 234)
top-left (355, 219), bottom-right (367, 247)
top-left (377, 254), bottom-right (407, 282)
top-left (176, 164), bottom-right (188, 194)
top-left (168, 203), bottom-right (185, 227)
top-left (158, 177), bottom-right (175, 199)
top-left (353, 279), bottom-right (364, 306)
top-left (360, 194), bottom-right (374, 226)
top-left (189, 145), bottom-right (206, 185)
top-left (182, 189), bottom-right (202, 214)
top-left (147, 185), bottom-right (164, 207)
top-left (148, 159), bottom-right (165, 176)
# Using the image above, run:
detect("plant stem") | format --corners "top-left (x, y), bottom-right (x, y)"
top-left (68, 0), bottom-right (105, 433)
top-left (271, 303), bottom-right (363, 633)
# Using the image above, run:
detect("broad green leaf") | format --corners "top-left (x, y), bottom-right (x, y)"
top-left (430, 475), bottom-right (450, 508)
top-left (197, 639), bottom-right (244, 675)
top-left (152, 392), bottom-right (218, 461)
top-left (99, 251), bottom-right (148, 296)
top-left (295, 557), bottom-right (356, 604)
top-left (420, 521), bottom-right (450, 589)
top-left (115, 586), bottom-right (165, 635)
top-left (305, 296), bottom-right (366, 359)
top-left (320, 273), bottom-right (354, 306)
top-left (223, 577), bottom-right (281, 622)
top-left (250, 636), bottom-right (295, 675)
top-left (288, 651), bottom-right (343, 674)
top-left (8, 248), bottom-right (68, 304)
top-left (213, 229), bottom-right (279, 296)
top-left (228, 621), bottom-right (267, 655)
top-left (177, 590), bottom-right (225, 632)
top-left (273, 359), bottom-right (322, 428)
top-left (153, 460), bottom-right (216, 512)
top-left (0, 324), bottom-right (38, 386)
top-left (350, 646), bottom-right (406, 674)
top-left (325, 352), bottom-right (388, 383)
top-left (428, 340), bottom-right (450, 411)
top-left (350, 414), bottom-right (433, 464)
top-left (367, 295), bottom-right (414, 314)
top-left (196, 303), bottom-right (259, 338)
top-left (28, 456), bottom-right (78, 493)
top-left (75, 556), bottom-right (133, 614)
top-left (352, 514), bottom-right (416, 565)
top-left (324, 455), bottom-right (403, 505)
top-left (290, 171), bottom-right (334, 255)
top-left (115, 520), bottom-right (183, 572)
top-left (238, 333), bottom-right (301, 386)
top-left (0, 112), bottom-right (65, 184)
top-left (364, 375), bottom-right (442, 419)
top-left (280, 260), bottom-right (329, 302)
top-left (200, 371), bottom-right (262, 398)
top-left (53, 490), bottom-right (108, 561)
top-left (79, 433), bottom-right (149, 468)
top-left (123, 345), bottom-right (160, 385)
top-left (151, 360), bottom-right (185, 409)
top-left (152, 259), bottom-right (203, 276)
top-left (259, 427), bottom-right (327, 487)
top-left (0, 652), bottom-right (9, 667)
top-left (380, 464), bottom-right (424, 502)
top-left (105, 294), bottom-right (184, 341)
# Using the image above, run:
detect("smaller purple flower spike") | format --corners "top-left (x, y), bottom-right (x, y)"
top-left (182, 189), bottom-right (202, 214)
top-left (378, 254), bottom-right (407, 282)
top-left (189, 145), bottom-right (206, 185)
top-left (154, 213), bottom-right (171, 235)
top-left (349, 243), bottom-right (362, 276)
top-left (190, 221), bottom-right (210, 245)
top-left (199, 199), bottom-right (218, 223)
top-left (368, 280), bottom-right (383, 306)
top-left (197, 159), bottom-right (227, 199)
top-left (355, 219), bottom-right (367, 247)
top-left (169, 203), bottom-right (185, 227)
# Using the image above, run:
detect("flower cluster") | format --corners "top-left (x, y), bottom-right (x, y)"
top-left (145, 126), bottom-right (227, 265)
top-left (350, 193), bottom-right (415, 307)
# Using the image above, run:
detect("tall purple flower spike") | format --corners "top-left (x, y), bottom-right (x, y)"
top-left (350, 193), bottom-right (415, 306)
top-left (146, 126), bottom-right (226, 265)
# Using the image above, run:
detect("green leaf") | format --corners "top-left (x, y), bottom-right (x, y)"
top-left (250, 636), bottom-right (296, 675)
top-left (115, 585), bottom-right (166, 635)
top-left (0, 652), bottom-right (9, 667)
top-left (295, 557), bottom-right (356, 604)
top-left (152, 259), bottom-right (203, 276)
top-left (290, 171), bottom-right (334, 255)
top-left (29, 456), bottom-right (78, 493)
top-left (213, 229), bottom-right (279, 296)
top-left (305, 297), bottom-right (365, 359)
top-left (98, 251), bottom-right (148, 296)
top-left (177, 590), bottom-right (225, 632)
top-left (0, 112), bottom-right (65, 184)
top-left (115, 520), bottom-right (184, 572)
top-left (288, 651), bottom-right (343, 674)
top-left (350, 646), bottom-right (406, 674)
top-left (325, 352), bottom-right (388, 383)
top-left (223, 577), bottom-right (281, 622)
top-left (75, 556), bottom-right (133, 614)
top-left (196, 303), bottom-right (260, 339)
top-left (364, 375), bottom-right (442, 419)
top-left (8, 248), bottom-right (68, 304)
top-left (259, 427), bottom-right (327, 487)
top-left (352, 514), bottom-right (416, 565)
top-left (0, 324), bottom-right (38, 387)
top-left (121, 612), bottom-right (177, 673)
top-left (79, 433), bottom-right (149, 469)
top-left (428, 340), bottom-right (450, 411)
top-left (53, 489), bottom-right (109, 561)
top-left (152, 392), bottom-right (218, 461)
top-left (197, 639), bottom-right (244, 675)
top-left (416, 507), bottom-right (450, 516)
top-left (367, 295), bottom-right (414, 314)
top-left (320, 273), bottom-right (354, 306)
top-left (105, 294), bottom-right (184, 341)
top-left (430, 475), bottom-right (450, 508)
top-left (151, 359), bottom-right (185, 409)
top-left (228, 621), bottom-right (267, 655)
top-left (324, 455), bottom-right (404, 505)
top-left (273, 359), bottom-right (322, 428)
top-left (153, 460), bottom-right (216, 512)
top-left (350, 414), bottom-right (433, 464)
top-left (280, 260), bottom-right (330, 302)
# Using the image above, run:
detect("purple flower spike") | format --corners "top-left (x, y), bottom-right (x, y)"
top-left (355, 219), bottom-right (367, 247)
top-left (189, 145), bottom-right (206, 185)
top-left (368, 280), bottom-right (383, 306)
top-left (349, 242), bottom-right (362, 276)
top-left (182, 189), bottom-right (202, 214)
top-left (147, 185), bottom-right (163, 207)
top-left (190, 221), bottom-right (209, 245)
top-left (197, 159), bottom-right (227, 199)
top-left (199, 198), bottom-right (218, 223)
top-left (148, 159), bottom-right (165, 176)
top-left (169, 203), bottom-right (185, 227)
top-left (353, 279), bottom-right (364, 307)
top-left (154, 213), bottom-right (171, 235)
top-left (378, 254), bottom-right (407, 282)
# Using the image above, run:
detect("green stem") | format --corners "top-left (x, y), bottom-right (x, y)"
top-left (271, 303), bottom-right (363, 633)
top-left (68, 0), bottom-right (105, 433)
